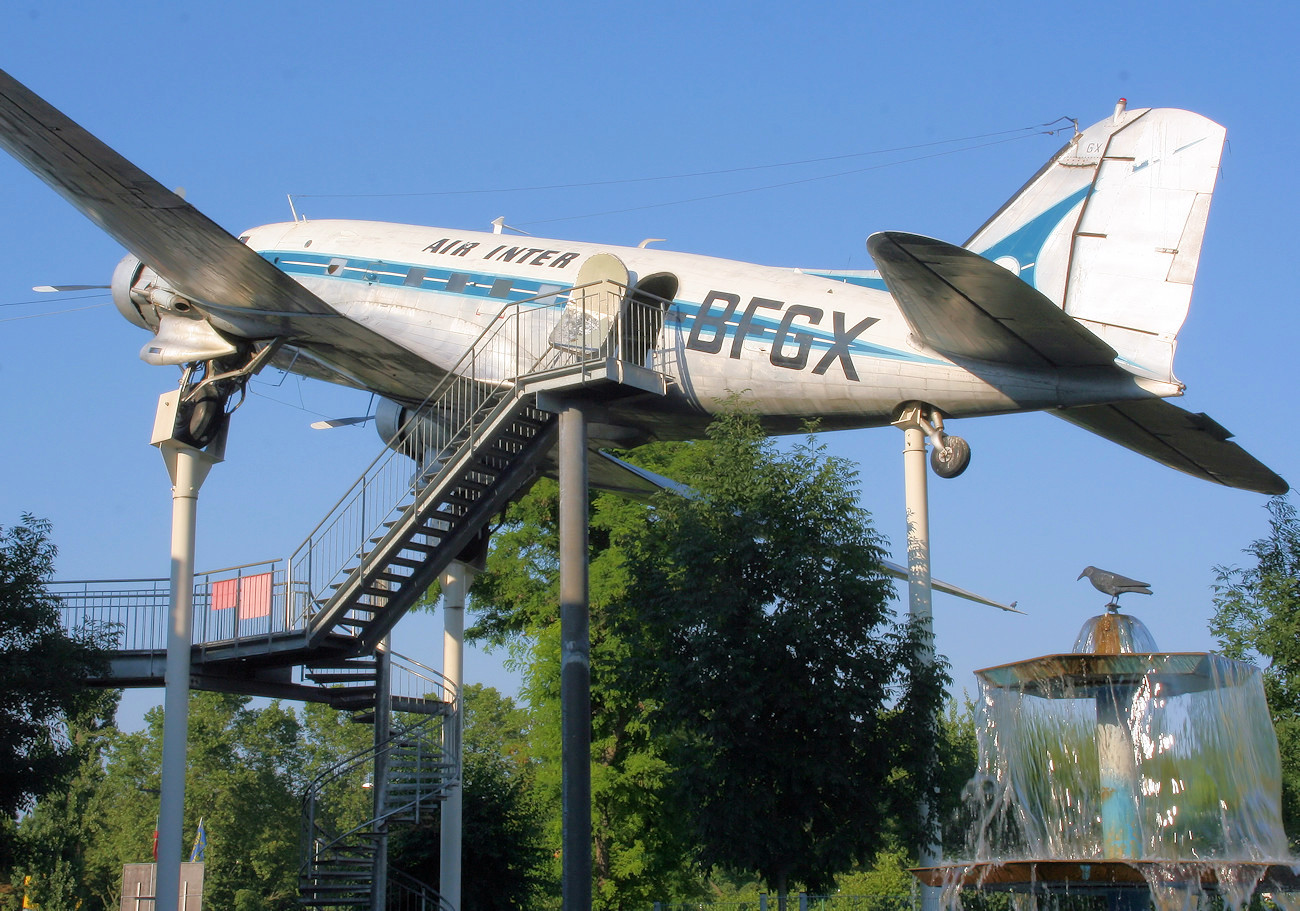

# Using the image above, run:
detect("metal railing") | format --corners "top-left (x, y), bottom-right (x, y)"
top-left (52, 280), bottom-right (672, 663)
top-left (286, 278), bottom-right (671, 630)
top-left (389, 651), bottom-right (456, 706)
top-left (51, 558), bottom-right (290, 653)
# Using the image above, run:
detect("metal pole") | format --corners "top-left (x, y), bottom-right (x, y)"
top-left (558, 402), bottom-right (591, 911)
top-left (895, 412), bottom-right (941, 911)
top-left (372, 636), bottom-right (392, 911)
top-left (156, 441), bottom-right (214, 911)
top-left (440, 560), bottom-right (475, 911)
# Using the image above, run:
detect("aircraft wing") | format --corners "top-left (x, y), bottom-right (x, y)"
top-left (591, 452), bottom-right (1021, 611)
top-left (1055, 399), bottom-right (1288, 495)
top-left (0, 68), bottom-right (439, 397)
top-left (867, 231), bottom-right (1118, 368)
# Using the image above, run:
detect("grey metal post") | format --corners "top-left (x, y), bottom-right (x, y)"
top-left (155, 436), bottom-right (217, 911)
top-left (440, 560), bottom-right (476, 911)
top-left (894, 407), bottom-right (941, 911)
top-left (372, 636), bottom-right (393, 911)
top-left (558, 402), bottom-right (591, 911)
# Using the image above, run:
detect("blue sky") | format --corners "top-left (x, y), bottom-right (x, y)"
top-left (2, 0), bottom-right (1298, 729)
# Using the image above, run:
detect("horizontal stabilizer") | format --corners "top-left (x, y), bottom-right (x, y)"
top-left (1055, 398), bottom-right (1287, 495)
top-left (867, 232), bottom-right (1118, 369)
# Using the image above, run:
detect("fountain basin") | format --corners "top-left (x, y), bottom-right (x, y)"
top-left (912, 861), bottom-right (1300, 893)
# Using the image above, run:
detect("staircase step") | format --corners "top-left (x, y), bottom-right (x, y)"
top-left (386, 555), bottom-right (425, 570)
top-left (306, 659), bottom-right (378, 671)
top-left (306, 672), bottom-right (377, 682)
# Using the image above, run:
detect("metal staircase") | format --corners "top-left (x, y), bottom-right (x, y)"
top-left (53, 272), bottom-right (670, 688)
top-left (301, 651), bottom-right (456, 909)
top-left (289, 272), bottom-right (668, 654)
top-left (50, 267), bottom-right (672, 909)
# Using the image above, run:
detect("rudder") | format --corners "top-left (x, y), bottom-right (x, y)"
top-left (965, 102), bottom-right (1226, 386)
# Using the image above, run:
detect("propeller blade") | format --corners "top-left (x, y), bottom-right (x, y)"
top-left (310, 415), bottom-right (374, 429)
top-left (32, 284), bottom-right (110, 292)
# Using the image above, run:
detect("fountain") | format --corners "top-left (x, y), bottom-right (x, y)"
top-left (915, 601), bottom-right (1300, 911)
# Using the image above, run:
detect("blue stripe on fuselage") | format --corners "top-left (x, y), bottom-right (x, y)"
top-left (262, 249), bottom-right (935, 365)
top-left (263, 250), bottom-right (564, 303)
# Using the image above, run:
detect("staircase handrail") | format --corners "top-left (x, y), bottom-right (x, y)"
top-left (287, 276), bottom-right (657, 629)
top-left (390, 650), bottom-right (457, 706)
top-left (302, 712), bottom-right (452, 873)
top-left (389, 867), bottom-right (456, 911)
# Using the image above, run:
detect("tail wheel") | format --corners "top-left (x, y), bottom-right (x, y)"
top-left (930, 435), bottom-right (971, 479)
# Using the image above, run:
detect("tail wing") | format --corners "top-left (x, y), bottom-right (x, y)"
top-left (867, 104), bottom-right (1284, 495)
top-left (1055, 399), bottom-right (1287, 495)
top-left (965, 103), bottom-right (1226, 386)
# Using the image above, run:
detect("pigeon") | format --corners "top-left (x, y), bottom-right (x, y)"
top-left (1077, 566), bottom-right (1152, 607)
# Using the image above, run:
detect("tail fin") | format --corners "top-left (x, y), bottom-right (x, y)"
top-left (965, 102), bottom-right (1226, 386)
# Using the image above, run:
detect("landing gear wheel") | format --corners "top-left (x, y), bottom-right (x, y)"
top-left (930, 435), bottom-right (971, 479)
top-left (176, 386), bottom-right (227, 449)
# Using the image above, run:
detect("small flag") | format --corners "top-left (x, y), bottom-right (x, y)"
top-left (189, 818), bottom-right (206, 863)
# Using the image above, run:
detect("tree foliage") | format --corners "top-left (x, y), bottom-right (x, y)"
top-left (612, 413), bottom-right (946, 903)
top-left (0, 514), bottom-right (112, 869)
top-left (13, 693), bottom-right (308, 911)
top-left (1210, 495), bottom-right (1300, 843)
top-left (470, 413), bottom-right (948, 908)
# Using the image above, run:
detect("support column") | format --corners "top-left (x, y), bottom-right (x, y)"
top-left (155, 437), bottom-right (217, 911)
top-left (893, 406), bottom-right (940, 911)
top-left (440, 560), bottom-right (476, 911)
top-left (371, 637), bottom-right (392, 911)
top-left (558, 403), bottom-right (591, 911)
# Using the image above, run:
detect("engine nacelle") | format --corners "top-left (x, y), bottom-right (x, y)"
top-left (111, 254), bottom-right (240, 365)
top-left (375, 398), bottom-right (454, 460)
top-left (111, 254), bottom-right (199, 330)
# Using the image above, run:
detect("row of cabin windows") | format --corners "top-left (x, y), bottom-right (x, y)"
top-left (325, 259), bottom-right (519, 299)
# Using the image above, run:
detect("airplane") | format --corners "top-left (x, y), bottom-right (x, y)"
top-left (0, 70), bottom-right (1286, 500)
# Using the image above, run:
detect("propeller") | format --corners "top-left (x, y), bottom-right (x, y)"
top-left (33, 284), bottom-right (110, 292)
top-left (310, 415), bottom-right (375, 429)
top-left (309, 393), bottom-right (377, 430)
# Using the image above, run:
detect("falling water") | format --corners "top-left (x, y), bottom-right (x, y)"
top-left (929, 610), bottom-right (1296, 911)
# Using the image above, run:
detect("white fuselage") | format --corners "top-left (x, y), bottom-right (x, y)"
top-left (239, 218), bottom-right (1152, 437)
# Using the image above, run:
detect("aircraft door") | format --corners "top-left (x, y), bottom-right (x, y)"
top-left (624, 272), bottom-right (677, 367)
top-left (549, 252), bottom-right (629, 357)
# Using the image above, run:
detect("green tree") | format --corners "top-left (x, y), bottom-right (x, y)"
top-left (937, 696), bottom-right (980, 855)
top-left (55, 693), bottom-right (308, 911)
top-left (389, 684), bottom-right (551, 909)
top-left (8, 690), bottom-right (119, 911)
top-left (470, 414), bottom-right (947, 909)
top-left (1210, 495), bottom-right (1300, 844)
top-left (612, 414), bottom-right (945, 909)
top-left (471, 448), bottom-right (711, 908)
top-left (0, 514), bottom-right (112, 872)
